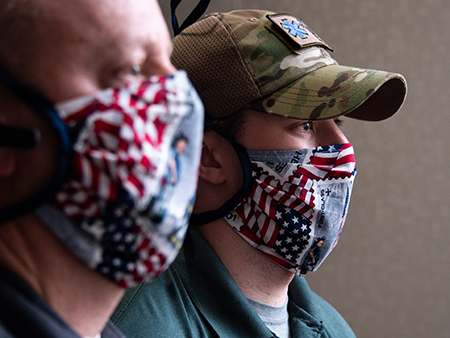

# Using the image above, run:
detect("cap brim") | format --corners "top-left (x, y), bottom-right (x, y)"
top-left (250, 65), bottom-right (407, 121)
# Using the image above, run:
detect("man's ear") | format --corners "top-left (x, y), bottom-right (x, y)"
top-left (199, 131), bottom-right (228, 185)
top-left (0, 148), bottom-right (16, 177)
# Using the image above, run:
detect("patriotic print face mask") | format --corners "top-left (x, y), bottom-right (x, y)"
top-left (25, 70), bottom-right (204, 288)
top-left (224, 143), bottom-right (356, 277)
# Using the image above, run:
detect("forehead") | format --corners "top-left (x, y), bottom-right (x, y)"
top-left (239, 109), bottom-right (295, 130)
top-left (234, 109), bottom-right (304, 150)
top-left (65, 0), bottom-right (165, 52)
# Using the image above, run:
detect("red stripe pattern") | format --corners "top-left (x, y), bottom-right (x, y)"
top-left (227, 143), bottom-right (356, 275)
top-left (51, 73), bottom-right (202, 287)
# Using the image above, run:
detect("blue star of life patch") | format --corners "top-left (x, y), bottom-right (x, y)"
top-left (267, 14), bottom-right (333, 51)
top-left (281, 19), bottom-right (309, 39)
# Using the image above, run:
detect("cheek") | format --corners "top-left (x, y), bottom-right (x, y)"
top-left (237, 124), bottom-right (277, 150)
top-left (239, 126), bottom-right (316, 150)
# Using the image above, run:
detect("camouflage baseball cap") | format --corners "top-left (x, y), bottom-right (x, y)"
top-left (171, 9), bottom-right (407, 121)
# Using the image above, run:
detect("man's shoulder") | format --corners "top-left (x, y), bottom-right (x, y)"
top-left (112, 228), bottom-right (357, 338)
top-left (112, 262), bottom-right (189, 322)
top-left (111, 229), bottom-right (218, 337)
top-left (112, 228), bottom-right (205, 321)
top-left (289, 277), bottom-right (356, 338)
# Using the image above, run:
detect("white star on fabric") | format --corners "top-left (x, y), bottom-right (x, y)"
top-left (281, 247), bottom-right (288, 253)
top-left (113, 233), bottom-right (123, 242)
top-left (286, 254), bottom-right (292, 260)
top-left (285, 207), bottom-right (291, 214)
top-left (301, 224), bottom-right (308, 231)
top-left (292, 216), bottom-right (299, 224)
top-left (107, 224), bottom-right (118, 231)
top-left (286, 237), bottom-right (292, 243)
top-left (276, 211), bottom-right (282, 219)
top-left (125, 233), bottom-right (135, 242)
top-left (279, 229), bottom-right (285, 235)
top-left (252, 171), bottom-right (258, 177)
top-left (283, 221), bottom-right (289, 227)
top-left (100, 266), bottom-right (110, 273)
top-left (124, 218), bottom-right (133, 227)
top-left (292, 245), bottom-right (299, 251)
top-left (275, 240), bottom-right (282, 246)
top-left (85, 221), bottom-right (105, 239)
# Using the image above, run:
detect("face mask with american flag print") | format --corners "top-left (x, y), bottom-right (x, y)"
top-left (34, 70), bottom-right (204, 288)
top-left (224, 143), bottom-right (356, 277)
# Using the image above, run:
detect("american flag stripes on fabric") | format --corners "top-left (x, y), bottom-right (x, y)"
top-left (225, 143), bottom-right (356, 276)
top-left (50, 71), bottom-right (203, 287)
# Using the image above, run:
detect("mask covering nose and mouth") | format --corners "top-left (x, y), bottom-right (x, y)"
top-left (0, 69), bottom-right (204, 288)
top-left (192, 133), bottom-right (356, 277)
top-left (224, 144), bottom-right (356, 277)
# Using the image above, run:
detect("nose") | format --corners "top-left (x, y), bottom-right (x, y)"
top-left (140, 45), bottom-right (177, 77)
top-left (144, 58), bottom-right (177, 76)
top-left (316, 119), bottom-right (349, 146)
top-left (141, 1), bottom-right (177, 77)
top-left (141, 0), bottom-right (176, 76)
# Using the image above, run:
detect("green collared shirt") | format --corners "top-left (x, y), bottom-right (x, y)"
top-left (112, 227), bottom-right (356, 338)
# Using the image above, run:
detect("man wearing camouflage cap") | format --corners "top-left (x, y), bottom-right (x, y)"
top-left (113, 9), bottom-right (407, 338)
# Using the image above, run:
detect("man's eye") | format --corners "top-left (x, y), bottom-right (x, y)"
top-left (299, 122), bottom-right (311, 132)
top-left (129, 64), bottom-right (141, 76)
top-left (114, 63), bottom-right (143, 86)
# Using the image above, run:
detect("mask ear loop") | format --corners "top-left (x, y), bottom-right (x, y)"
top-left (190, 112), bottom-right (254, 225)
top-left (0, 67), bottom-right (72, 224)
top-left (170, 0), bottom-right (211, 36)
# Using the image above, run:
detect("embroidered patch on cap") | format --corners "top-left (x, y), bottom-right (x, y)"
top-left (267, 14), bottom-right (333, 51)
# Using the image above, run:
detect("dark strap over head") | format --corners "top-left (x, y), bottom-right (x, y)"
top-left (170, 0), bottom-right (211, 36)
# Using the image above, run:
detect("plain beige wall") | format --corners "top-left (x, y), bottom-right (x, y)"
top-left (160, 0), bottom-right (450, 337)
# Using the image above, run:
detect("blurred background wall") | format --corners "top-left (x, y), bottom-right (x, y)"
top-left (159, 0), bottom-right (450, 337)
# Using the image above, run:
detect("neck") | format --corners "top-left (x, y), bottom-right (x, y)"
top-left (196, 218), bottom-right (294, 306)
top-left (0, 214), bottom-right (124, 337)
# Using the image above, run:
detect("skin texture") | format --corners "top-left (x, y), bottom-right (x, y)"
top-left (194, 109), bottom-right (348, 306)
top-left (0, 0), bottom-right (175, 336)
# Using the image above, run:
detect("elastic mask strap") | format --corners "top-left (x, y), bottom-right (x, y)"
top-left (190, 112), bottom-right (254, 225)
top-left (170, 0), bottom-right (211, 36)
top-left (0, 66), bottom-right (72, 224)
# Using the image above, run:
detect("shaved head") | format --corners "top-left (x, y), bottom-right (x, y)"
top-left (0, 0), bottom-right (174, 101)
